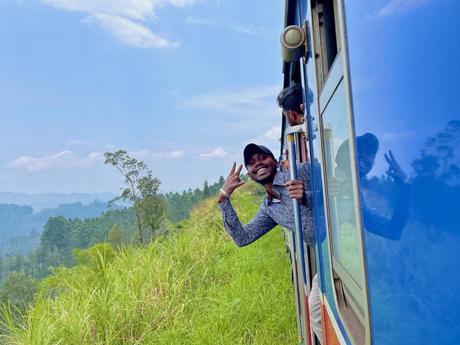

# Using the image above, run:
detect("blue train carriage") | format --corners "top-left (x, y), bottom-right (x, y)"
top-left (279, 0), bottom-right (460, 344)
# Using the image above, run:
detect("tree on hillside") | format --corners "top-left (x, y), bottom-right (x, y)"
top-left (203, 180), bottom-right (210, 198)
top-left (104, 150), bottom-right (165, 244)
top-left (39, 216), bottom-right (73, 266)
top-left (107, 224), bottom-right (123, 249)
top-left (138, 176), bottom-right (165, 237)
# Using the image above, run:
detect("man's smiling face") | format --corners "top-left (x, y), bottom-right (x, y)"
top-left (247, 153), bottom-right (278, 185)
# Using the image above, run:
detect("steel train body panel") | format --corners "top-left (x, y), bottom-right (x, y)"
top-left (283, 0), bottom-right (460, 344)
top-left (343, 1), bottom-right (460, 344)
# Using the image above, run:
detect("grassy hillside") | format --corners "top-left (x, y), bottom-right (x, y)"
top-left (1, 183), bottom-right (297, 344)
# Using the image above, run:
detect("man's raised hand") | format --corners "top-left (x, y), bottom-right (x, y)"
top-left (218, 163), bottom-right (245, 202)
top-left (384, 150), bottom-right (407, 185)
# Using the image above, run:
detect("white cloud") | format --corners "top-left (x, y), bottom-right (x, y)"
top-left (185, 15), bottom-right (220, 25)
top-left (67, 138), bottom-right (94, 146)
top-left (130, 149), bottom-right (186, 159)
top-left (42, 0), bottom-right (157, 20)
top-left (260, 126), bottom-right (281, 141)
top-left (88, 151), bottom-right (105, 160)
top-left (245, 125), bottom-right (281, 151)
top-left (185, 15), bottom-right (270, 39)
top-left (199, 147), bottom-right (227, 159)
top-left (152, 150), bottom-right (186, 159)
top-left (7, 150), bottom-right (104, 172)
top-left (374, 0), bottom-right (430, 17)
top-left (169, 0), bottom-right (201, 7)
top-left (382, 130), bottom-right (415, 140)
top-left (86, 13), bottom-right (179, 48)
top-left (227, 23), bottom-right (270, 39)
top-left (40, 0), bottom-right (201, 48)
top-left (178, 85), bottom-right (280, 114)
top-left (7, 148), bottom-right (186, 173)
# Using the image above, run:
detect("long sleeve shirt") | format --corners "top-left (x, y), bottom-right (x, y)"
top-left (218, 163), bottom-right (315, 246)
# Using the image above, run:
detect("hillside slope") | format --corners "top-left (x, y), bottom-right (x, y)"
top-left (1, 183), bottom-right (297, 344)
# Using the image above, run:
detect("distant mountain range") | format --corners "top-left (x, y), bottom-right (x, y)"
top-left (0, 193), bottom-right (118, 257)
top-left (0, 192), bottom-right (115, 212)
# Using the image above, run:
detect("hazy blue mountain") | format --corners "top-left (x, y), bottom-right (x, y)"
top-left (0, 200), bottom-right (111, 257)
top-left (0, 192), bottom-right (115, 212)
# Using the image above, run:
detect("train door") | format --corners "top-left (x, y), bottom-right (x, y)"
top-left (308, 0), bottom-right (371, 344)
top-left (281, 0), bottom-right (373, 344)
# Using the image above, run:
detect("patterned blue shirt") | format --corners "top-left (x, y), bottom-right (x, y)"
top-left (218, 163), bottom-right (315, 246)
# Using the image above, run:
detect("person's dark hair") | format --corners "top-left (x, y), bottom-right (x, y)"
top-left (277, 84), bottom-right (304, 113)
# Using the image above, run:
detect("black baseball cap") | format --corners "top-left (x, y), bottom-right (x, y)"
top-left (243, 143), bottom-right (275, 167)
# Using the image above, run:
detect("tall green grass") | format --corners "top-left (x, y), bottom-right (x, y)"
top-left (1, 183), bottom-right (297, 344)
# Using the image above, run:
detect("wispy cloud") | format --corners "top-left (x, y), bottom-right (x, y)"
top-left (130, 149), bottom-right (186, 159)
top-left (185, 15), bottom-right (220, 25)
top-left (199, 147), bottom-right (227, 159)
top-left (227, 23), bottom-right (270, 39)
top-left (177, 85), bottom-right (279, 114)
top-left (86, 13), bottom-right (179, 48)
top-left (7, 147), bottom-right (187, 172)
top-left (67, 138), bottom-right (94, 146)
top-left (245, 125), bottom-right (281, 150)
top-left (40, 0), bottom-right (201, 48)
top-left (7, 150), bottom-right (104, 172)
top-left (185, 15), bottom-right (271, 39)
top-left (373, 0), bottom-right (431, 17)
top-left (260, 126), bottom-right (281, 141)
top-left (382, 130), bottom-right (416, 140)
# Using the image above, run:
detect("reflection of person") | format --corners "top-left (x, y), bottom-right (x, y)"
top-left (335, 133), bottom-right (410, 240)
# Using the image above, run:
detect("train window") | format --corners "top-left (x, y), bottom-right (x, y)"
top-left (322, 80), bottom-right (363, 288)
top-left (321, 78), bottom-right (367, 344)
top-left (311, 0), bottom-right (342, 89)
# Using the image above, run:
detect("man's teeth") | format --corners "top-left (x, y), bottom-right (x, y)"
top-left (257, 168), bottom-right (268, 175)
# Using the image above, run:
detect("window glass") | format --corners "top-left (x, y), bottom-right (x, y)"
top-left (322, 79), bottom-right (363, 288)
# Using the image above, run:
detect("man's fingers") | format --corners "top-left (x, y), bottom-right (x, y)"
top-left (384, 153), bottom-right (391, 165)
top-left (235, 164), bottom-right (243, 176)
top-left (284, 180), bottom-right (303, 186)
top-left (389, 150), bottom-right (395, 161)
top-left (236, 181), bottom-right (246, 188)
top-left (229, 162), bottom-right (236, 176)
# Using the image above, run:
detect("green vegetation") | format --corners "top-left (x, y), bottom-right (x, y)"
top-left (0, 208), bottom-right (135, 280)
top-left (164, 176), bottom-right (225, 223)
top-left (105, 150), bottom-right (166, 245)
top-left (1, 183), bottom-right (296, 344)
top-left (0, 173), bottom-right (226, 309)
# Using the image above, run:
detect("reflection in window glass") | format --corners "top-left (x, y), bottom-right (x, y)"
top-left (322, 79), bottom-right (363, 288)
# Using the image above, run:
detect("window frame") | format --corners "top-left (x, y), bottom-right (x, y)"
top-left (309, 0), bottom-right (372, 344)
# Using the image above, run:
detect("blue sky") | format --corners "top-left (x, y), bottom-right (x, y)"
top-left (0, 0), bottom-right (285, 193)
top-left (1, 0), bottom-right (450, 194)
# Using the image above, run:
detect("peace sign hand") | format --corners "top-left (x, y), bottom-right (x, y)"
top-left (384, 150), bottom-right (407, 185)
top-left (219, 163), bottom-right (245, 202)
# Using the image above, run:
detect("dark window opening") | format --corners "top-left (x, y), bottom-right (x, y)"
top-left (311, 0), bottom-right (341, 88)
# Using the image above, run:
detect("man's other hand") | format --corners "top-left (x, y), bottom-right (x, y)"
top-left (218, 163), bottom-right (245, 203)
top-left (284, 180), bottom-right (304, 201)
top-left (384, 150), bottom-right (407, 185)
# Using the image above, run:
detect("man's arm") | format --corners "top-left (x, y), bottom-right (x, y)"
top-left (219, 198), bottom-right (278, 247)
